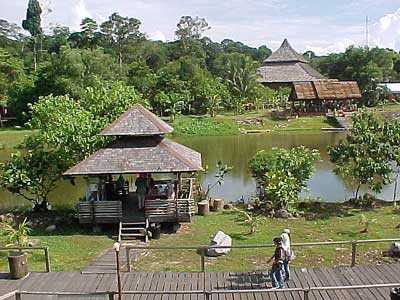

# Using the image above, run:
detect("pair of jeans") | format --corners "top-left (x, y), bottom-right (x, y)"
top-left (270, 264), bottom-right (284, 288)
top-left (283, 260), bottom-right (290, 281)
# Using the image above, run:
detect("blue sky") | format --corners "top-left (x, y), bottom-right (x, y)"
top-left (2, 0), bottom-right (400, 55)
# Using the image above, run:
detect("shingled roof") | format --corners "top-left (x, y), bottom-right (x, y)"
top-left (291, 80), bottom-right (362, 101)
top-left (63, 136), bottom-right (203, 175)
top-left (258, 39), bottom-right (325, 84)
top-left (100, 103), bottom-right (173, 136)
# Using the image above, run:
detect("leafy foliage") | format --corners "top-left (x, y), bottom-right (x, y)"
top-left (249, 147), bottom-right (320, 209)
top-left (1, 217), bottom-right (31, 247)
top-left (329, 111), bottom-right (393, 200)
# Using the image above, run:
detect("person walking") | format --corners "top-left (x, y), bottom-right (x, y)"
top-left (267, 237), bottom-right (285, 289)
top-left (281, 228), bottom-right (292, 281)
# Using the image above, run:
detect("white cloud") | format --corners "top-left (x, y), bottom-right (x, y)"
top-left (148, 30), bottom-right (167, 42)
top-left (370, 8), bottom-right (400, 51)
top-left (70, 0), bottom-right (91, 31)
top-left (305, 38), bottom-right (356, 55)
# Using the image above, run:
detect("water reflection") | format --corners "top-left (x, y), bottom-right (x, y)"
top-left (0, 132), bottom-right (398, 211)
top-left (177, 132), bottom-right (399, 203)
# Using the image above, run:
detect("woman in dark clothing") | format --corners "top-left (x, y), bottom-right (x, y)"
top-left (267, 237), bottom-right (285, 289)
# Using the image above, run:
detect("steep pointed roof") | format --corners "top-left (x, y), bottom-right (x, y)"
top-left (264, 39), bottom-right (308, 64)
top-left (258, 39), bottom-right (325, 84)
top-left (99, 103), bottom-right (173, 136)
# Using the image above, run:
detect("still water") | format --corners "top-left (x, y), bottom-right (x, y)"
top-left (0, 132), bottom-right (398, 211)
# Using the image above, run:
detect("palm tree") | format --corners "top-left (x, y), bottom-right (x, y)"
top-left (225, 54), bottom-right (260, 114)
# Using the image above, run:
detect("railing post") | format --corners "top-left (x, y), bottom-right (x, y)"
top-left (126, 247), bottom-right (131, 272)
top-left (108, 291), bottom-right (114, 300)
top-left (351, 240), bottom-right (357, 267)
top-left (15, 292), bottom-right (21, 300)
top-left (199, 247), bottom-right (206, 272)
top-left (205, 291), bottom-right (211, 300)
top-left (303, 289), bottom-right (310, 300)
top-left (44, 247), bottom-right (51, 272)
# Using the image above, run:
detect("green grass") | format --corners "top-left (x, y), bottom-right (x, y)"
top-left (170, 114), bottom-right (336, 136)
top-left (135, 206), bottom-right (400, 272)
top-left (0, 215), bottom-right (114, 272)
top-left (0, 127), bottom-right (34, 149)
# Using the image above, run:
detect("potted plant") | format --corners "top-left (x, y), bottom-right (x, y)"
top-left (1, 218), bottom-right (31, 279)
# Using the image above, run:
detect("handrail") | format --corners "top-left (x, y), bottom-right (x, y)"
top-left (125, 237), bottom-right (400, 272)
top-left (9, 283), bottom-right (400, 300)
top-left (0, 247), bottom-right (50, 272)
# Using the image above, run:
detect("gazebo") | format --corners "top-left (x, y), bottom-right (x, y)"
top-left (257, 39), bottom-right (361, 114)
top-left (64, 104), bottom-right (203, 233)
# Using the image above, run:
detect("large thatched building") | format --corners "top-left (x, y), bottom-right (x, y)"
top-left (258, 39), bottom-right (361, 113)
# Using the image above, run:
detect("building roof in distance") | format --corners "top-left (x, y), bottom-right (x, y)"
top-left (99, 103), bottom-right (173, 136)
top-left (291, 80), bottom-right (362, 100)
top-left (258, 39), bottom-right (325, 84)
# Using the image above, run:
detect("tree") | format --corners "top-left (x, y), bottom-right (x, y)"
top-left (175, 16), bottom-right (210, 51)
top-left (0, 19), bottom-right (24, 41)
top-left (0, 147), bottom-right (68, 211)
top-left (383, 118), bottom-right (400, 205)
top-left (100, 13), bottom-right (144, 73)
top-left (163, 92), bottom-right (186, 121)
top-left (329, 111), bottom-right (393, 201)
top-left (249, 147), bottom-right (320, 210)
top-left (220, 53), bottom-right (260, 113)
top-left (22, 0), bottom-right (42, 71)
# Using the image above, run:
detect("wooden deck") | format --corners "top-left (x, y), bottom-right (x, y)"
top-left (1, 264), bottom-right (399, 299)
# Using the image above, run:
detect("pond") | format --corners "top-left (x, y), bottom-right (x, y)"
top-left (177, 132), bottom-right (399, 203)
top-left (0, 131), bottom-right (398, 211)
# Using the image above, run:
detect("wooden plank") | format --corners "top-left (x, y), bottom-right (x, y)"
top-left (334, 266), bottom-right (365, 300)
top-left (321, 267), bottom-right (353, 300)
top-left (307, 267), bottom-right (333, 300)
top-left (344, 265), bottom-right (382, 300)
top-left (354, 265), bottom-right (387, 300)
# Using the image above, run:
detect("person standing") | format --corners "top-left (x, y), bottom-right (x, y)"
top-left (267, 237), bottom-right (285, 289)
top-left (135, 174), bottom-right (147, 210)
top-left (281, 228), bottom-right (292, 281)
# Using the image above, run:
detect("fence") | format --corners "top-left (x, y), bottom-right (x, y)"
top-left (2, 283), bottom-right (400, 300)
top-left (0, 247), bottom-right (50, 272)
top-left (125, 237), bottom-right (400, 272)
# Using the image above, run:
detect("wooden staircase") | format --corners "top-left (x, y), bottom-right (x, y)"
top-left (118, 219), bottom-right (149, 243)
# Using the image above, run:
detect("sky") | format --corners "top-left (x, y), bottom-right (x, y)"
top-left (1, 0), bottom-right (400, 55)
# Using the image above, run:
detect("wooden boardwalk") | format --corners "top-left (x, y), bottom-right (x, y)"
top-left (1, 264), bottom-right (399, 300)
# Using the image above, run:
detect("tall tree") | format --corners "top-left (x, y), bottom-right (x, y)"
top-left (22, 0), bottom-right (42, 72)
top-left (100, 13), bottom-right (144, 73)
top-left (175, 16), bottom-right (210, 54)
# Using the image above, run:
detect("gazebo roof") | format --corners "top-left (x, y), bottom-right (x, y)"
top-left (258, 39), bottom-right (325, 84)
top-left (264, 39), bottom-right (308, 64)
top-left (99, 103), bottom-right (173, 136)
top-left (63, 136), bottom-right (203, 176)
top-left (291, 80), bottom-right (362, 100)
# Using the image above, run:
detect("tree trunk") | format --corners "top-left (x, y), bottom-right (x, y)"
top-left (393, 173), bottom-right (399, 206)
top-left (33, 37), bottom-right (37, 72)
top-left (119, 50), bottom-right (123, 75)
top-left (355, 184), bottom-right (361, 201)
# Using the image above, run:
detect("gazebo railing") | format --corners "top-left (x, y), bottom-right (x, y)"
top-left (76, 201), bottom-right (122, 224)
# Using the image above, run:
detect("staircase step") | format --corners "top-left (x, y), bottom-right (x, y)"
top-left (121, 227), bottom-right (145, 231)
top-left (122, 222), bottom-right (146, 226)
top-left (121, 233), bottom-right (146, 237)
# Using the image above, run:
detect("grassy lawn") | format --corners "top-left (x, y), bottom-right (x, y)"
top-left (0, 213), bottom-right (114, 272)
top-left (0, 127), bottom-right (34, 149)
top-left (170, 114), bottom-right (336, 136)
top-left (135, 206), bottom-right (400, 272)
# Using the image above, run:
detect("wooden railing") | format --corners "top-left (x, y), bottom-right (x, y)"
top-left (0, 247), bottom-right (50, 272)
top-left (77, 201), bottom-right (122, 224)
top-left (3, 283), bottom-right (400, 300)
top-left (125, 237), bottom-right (400, 272)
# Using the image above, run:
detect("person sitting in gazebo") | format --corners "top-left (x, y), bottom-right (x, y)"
top-left (135, 174), bottom-right (147, 210)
